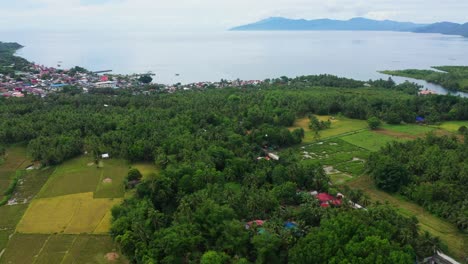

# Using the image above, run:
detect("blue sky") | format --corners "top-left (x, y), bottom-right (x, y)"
top-left (0, 0), bottom-right (467, 32)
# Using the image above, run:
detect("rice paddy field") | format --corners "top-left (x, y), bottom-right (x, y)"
top-left (0, 151), bottom-right (129, 263)
top-left (16, 192), bottom-right (121, 234)
top-left (0, 234), bottom-right (126, 264)
top-left (0, 147), bottom-right (28, 202)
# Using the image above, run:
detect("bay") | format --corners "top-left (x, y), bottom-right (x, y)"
top-left (3, 30), bottom-right (468, 96)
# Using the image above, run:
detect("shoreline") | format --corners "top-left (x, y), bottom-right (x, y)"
top-left (2, 40), bottom-right (468, 98)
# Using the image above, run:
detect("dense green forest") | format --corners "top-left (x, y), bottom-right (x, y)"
top-left (1, 81), bottom-right (468, 165)
top-left (1, 78), bottom-right (468, 263)
top-left (381, 66), bottom-right (468, 92)
top-left (367, 134), bottom-right (468, 232)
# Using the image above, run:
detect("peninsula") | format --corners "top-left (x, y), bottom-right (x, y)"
top-left (231, 17), bottom-right (468, 38)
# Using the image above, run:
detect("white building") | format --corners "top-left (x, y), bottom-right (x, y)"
top-left (268, 153), bottom-right (280, 161)
top-left (94, 81), bottom-right (117, 89)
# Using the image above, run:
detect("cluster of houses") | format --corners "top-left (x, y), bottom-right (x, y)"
top-left (162, 79), bottom-right (264, 93)
top-left (0, 62), bottom-right (265, 98)
top-left (419, 89), bottom-right (439, 95)
top-left (0, 63), bottom-right (151, 98)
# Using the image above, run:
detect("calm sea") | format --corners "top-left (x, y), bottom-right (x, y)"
top-left (3, 30), bottom-right (468, 96)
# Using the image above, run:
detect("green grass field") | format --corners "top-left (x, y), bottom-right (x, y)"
top-left (37, 156), bottom-right (128, 199)
top-left (382, 124), bottom-right (436, 136)
top-left (0, 234), bottom-right (127, 264)
top-left (341, 130), bottom-right (408, 151)
top-left (0, 147), bottom-right (28, 200)
top-left (37, 156), bottom-right (102, 198)
top-left (346, 176), bottom-right (468, 261)
top-left (289, 116), bottom-right (368, 143)
top-left (94, 159), bottom-right (129, 198)
top-left (433, 121), bottom-right (468, 133)
top-left (131, 162), bottom-right (159, 180)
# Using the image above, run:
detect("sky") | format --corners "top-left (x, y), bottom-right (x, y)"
top-left (0, 0), bottom-right (467, 32)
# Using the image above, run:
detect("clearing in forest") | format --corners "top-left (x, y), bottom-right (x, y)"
top-left (289, 115), bottom-right (368, 143)
top-left (340, 130), bottom-right (408, 151)
top-left (292, 138), bottom-right (369, 185)
top-left (131, 162), bottom-right (160, 180)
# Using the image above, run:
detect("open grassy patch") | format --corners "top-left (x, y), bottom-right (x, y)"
top-left (329, 173), bottom-right (354, 185)
top-left (382, 124), bottom-right (436, 136)
top-left (94, 159), bottom-right (128, 199)
top-left (37, 156), bottom-right (102, 198)
top-left (346, 176), bottom-right (468, 261)
top-left (433, 121), bottom-right (468, 133)
top-left (37, 156), bottom-right (128, 199)
top-left (16, 192), bottom-right (121, 234)
top-left (341, 130), bottom-right (407, 151)
top-left (289, 116), bottom-right (368, 143)
top-left (0, 233), bottom-right (49, 264)
top-left (132, 162), bottom-right (159, 180)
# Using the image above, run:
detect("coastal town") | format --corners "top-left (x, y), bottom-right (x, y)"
top-left (0, 61), bottom-right (264, 98)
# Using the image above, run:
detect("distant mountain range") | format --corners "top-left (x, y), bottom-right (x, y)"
top-left (230, 17), bottom-right (468, 37)
top-left (413, 22), bottom-right (468, 37)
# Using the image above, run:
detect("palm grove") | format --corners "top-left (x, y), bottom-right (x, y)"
top-left (1, 75), bottom-right (468, 263)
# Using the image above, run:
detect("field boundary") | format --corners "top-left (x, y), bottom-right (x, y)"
top-left (303, 128), bottom-right (368, 147)
top-left (31, 235), bottom-right (52, 264)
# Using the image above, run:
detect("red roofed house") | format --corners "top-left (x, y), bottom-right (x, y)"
top-left (316, 193), bottom-right (342, 207)
top-left (245, 220), bottom-right (265, 229)
top-left (100, 75), bottom-right (109, 82)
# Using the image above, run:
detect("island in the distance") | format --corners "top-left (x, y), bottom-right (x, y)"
top-left (230, 17), bottom-right (468, 37)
